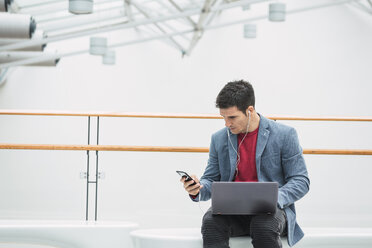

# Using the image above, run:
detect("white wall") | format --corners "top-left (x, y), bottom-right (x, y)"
top-left (1, 2), bottom-right (372, 229)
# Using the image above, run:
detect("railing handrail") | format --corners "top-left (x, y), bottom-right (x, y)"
top-left (1, 110), bottom-right (372, 155)
top-left (1, 110), bottom-right (372, 121)
top-left (1, 143), bottom-right (372, 155)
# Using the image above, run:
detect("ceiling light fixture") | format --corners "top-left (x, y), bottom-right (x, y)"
top-left (269, 3), bottom-right (286, 22)
top-left (0, 30), bottom-right (47, 51)
top-left (90, 36), bottom-right (107, 55)
top-left (0, 51), bottom-right (60, 66)
top-left (69, 0), bottom-right (93, 15)
top-left (0, 13), bottom-right (36, 39)
top-left (243, 24), bottom-right (256, 38)
top-left (102, 50), bottom-right (115, 65)
top-left (242, 5), bottom-right (250, 11)
top-left (0, 0), bottom-right (13, 12)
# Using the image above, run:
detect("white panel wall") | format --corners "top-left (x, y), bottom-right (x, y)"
top-left (1, 3), bottom-right (372, 229)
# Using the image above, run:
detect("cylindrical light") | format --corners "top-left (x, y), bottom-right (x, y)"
top-left (90, 37), bottom-right (107, 55)
top-left (69, 0), bottom-right (93, 15)
top-left (0, 13), bottom-right (36, 39)
top-left (269, 3), bottom-right (286, 22)
top-left (0, 30), bottom-right (47, 51)
top-left (102, 50), bottom-right (115, 65)
top-left (29, 30), bottom-right (48, 51)
top-left (0, 51), bottom-right (60, 67)
top-left (0, 0), bottom-right (13, 12)
top-left (242, 5), bottom-right (250, 11)
top-left (243, 24), bottom-right (256, 39)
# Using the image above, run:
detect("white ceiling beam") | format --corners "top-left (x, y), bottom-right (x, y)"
top-left (19, 2), bottom-right (67, 15)
top-left (124, 0), bottom-right (135, 23)
top-left (48, 19), bottom-right (128, 39)
top-left (36, 5), bottom-right (131, 24)
top-left (167, 0), bottom-right (197, 28)
top-left (184, 0), bottom-right (215, 56)
top-left (138, 0), bottom-right (197, 28)
top-left (149, 0), bottom-right (196, 29)
top-left (18, 0), bottom-right (122, 14)
top-left (349, 1), bottom-right (372, 14)
top-left (153, 0), bottom-right (179, 15)
top-left (38, 8), bottom-right (126, 32)
top-left (146, 17), bottom-right (191, 43)
top-left (16, 0), bottom-right (63, 10)
top-left (130, 0), bottom-right (186, 53)
top-left (0, 67), bottom-right (12, 86)
top-left (198, 0), bottom-right (217, 27)
top-left (204, 0), bottom-right (225, 26)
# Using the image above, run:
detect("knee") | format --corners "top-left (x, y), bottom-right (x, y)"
top-left (201, 211), bottom-right (228, 234)
top-left (202, 212), bottom-right (219, 231)
top-left (250, 215), bottom-right (281, 238)
top-left (201, 211), bottom-right (230, 247)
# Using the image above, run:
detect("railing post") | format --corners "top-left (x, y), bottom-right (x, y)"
top-left (86, 116), bottom-right (90, 221)
top-left (95, 116), bottom-right (100, 221)
top-left (85, 116), bottom-right (100, 221)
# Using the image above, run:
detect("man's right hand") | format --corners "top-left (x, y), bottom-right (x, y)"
top-left (180, 175), bottom-right (203, 196)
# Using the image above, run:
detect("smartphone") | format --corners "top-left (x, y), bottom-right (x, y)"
top-left (176, 170), bottom-right (196, 186)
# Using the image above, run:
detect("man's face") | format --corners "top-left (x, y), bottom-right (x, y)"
top-left (220, 106), bottom-right (249, 134)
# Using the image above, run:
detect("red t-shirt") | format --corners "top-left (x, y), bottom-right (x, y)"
top-left (234, 127), bottom-right (259, 182)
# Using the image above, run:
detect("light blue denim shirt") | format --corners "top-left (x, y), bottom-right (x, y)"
top-left (193, 115), bottom-right (310, 246)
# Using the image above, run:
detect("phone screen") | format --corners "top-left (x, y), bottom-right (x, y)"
top-left (176, 170), bottom-right (196, 185)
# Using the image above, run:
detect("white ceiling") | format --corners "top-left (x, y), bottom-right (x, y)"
top-left (0, 0), bottom-right (371, 68)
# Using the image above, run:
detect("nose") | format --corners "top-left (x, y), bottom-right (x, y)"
top-left (224, 119), bottom-right (231, 128)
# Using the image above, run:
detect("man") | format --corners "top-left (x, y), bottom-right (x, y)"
top-left (181, 80), bottom-right (310, 248)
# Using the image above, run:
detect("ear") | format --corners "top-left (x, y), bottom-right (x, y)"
top-left (246, 106), bottom-right (254, 115)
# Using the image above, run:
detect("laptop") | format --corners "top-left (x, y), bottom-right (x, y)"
top-left (211, 182), bottom-right (278, 215)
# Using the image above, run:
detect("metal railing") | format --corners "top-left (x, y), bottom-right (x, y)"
top-left (1, 110), bottom-right (372, 220)
top-left (1, 144), bottom-right (372, 155)
top-left (1, 109), bottom-right (372, 155)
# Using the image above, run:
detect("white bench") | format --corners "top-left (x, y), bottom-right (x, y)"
top-left (0, 220), bottom-right (139, 248)
top-left (0, 245), bottom-right (63, 248)
top-left (130, 227), bottom-right (372, 248)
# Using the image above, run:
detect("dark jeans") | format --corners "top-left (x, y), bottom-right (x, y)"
top-left (201, 207), bottom-right (287, 248)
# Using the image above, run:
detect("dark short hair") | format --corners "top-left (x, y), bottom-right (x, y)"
top-left (215, 80), bottom-right (255, 114)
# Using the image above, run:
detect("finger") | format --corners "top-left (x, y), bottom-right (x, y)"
top-left (186, 183), bottom-right (201, 192)
top-left (183, 180), bottom-right (192, 189)
top-left (189, 183), bottom-right (204, 194)
top-left (191, 175), bottom-right (199, 183)
top-left (189, 190), bottom-right (199, 196)
top-left (189, 185), bottom-right (201, 196)
top-left (184, 179), bottom-right (196, 188)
